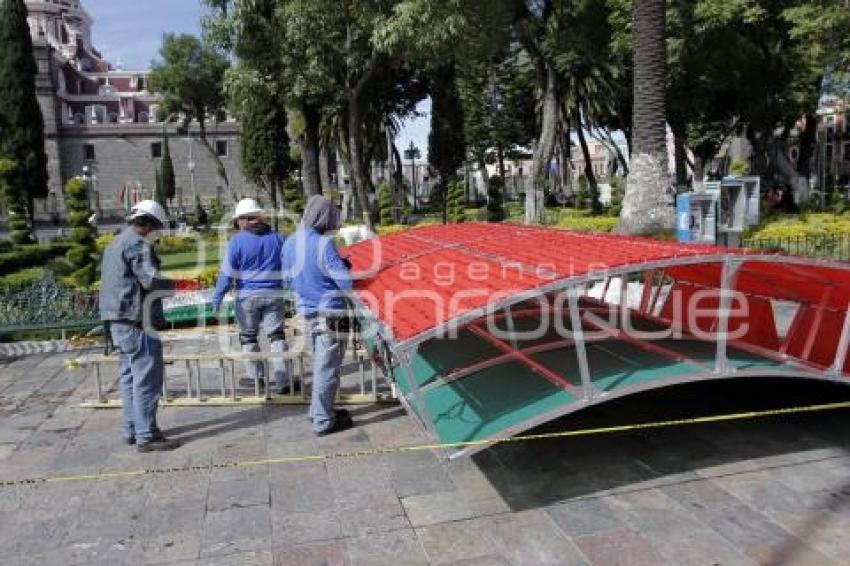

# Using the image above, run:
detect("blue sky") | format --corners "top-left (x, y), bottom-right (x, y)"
top-left (85, 0), bottom-right (202, 70)
top-left (83, 0), bottom-right (430, 157)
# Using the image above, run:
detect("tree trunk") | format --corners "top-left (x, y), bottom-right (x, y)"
top-left (574, 110), bottom-right (599, 203)
top-left (617, 0), bottom-right (674, 235)
top-left (558, 114), bottom-right (574, 196)
top-left (478, 157), bottom-right (489, 199)
top-left (196, 118), bottom-right (235, 201)
top-left (301, 103), bottom-right (323, 197)
top-left (796, 113), bottom-right (818, 179)
top-left (269, 179), bottom-right (279, 231)
top-left (693, 156), bottom-right (706, 189)
top-left (606, 130), bottom-right (629, 176)
top-left (497, 143), bottom-right (506, 180)
top-left (348, 88), bottom-right (374, 231)
top-left (673, 130), bottom-right (689, 189)
top-left (769, 136), bottom-right (809, 203)
top-left (528, 65), bottom-right (558, 224)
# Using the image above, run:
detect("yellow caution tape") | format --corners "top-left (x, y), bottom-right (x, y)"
top-left (3, 400), bottom-right (850, 488)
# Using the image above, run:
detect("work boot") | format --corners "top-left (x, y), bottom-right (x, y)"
top-left (136, 436), bottom-right (181, 453)
top-left (315, 412), bottom-right (354, 437)
top-left (308, 408), bottom-right (349, 423)
top-left (125, 428), bottom-right (163, 446)
top-left (274, 380), bottom-right (301, 396)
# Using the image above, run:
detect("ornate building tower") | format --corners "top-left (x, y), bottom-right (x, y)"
top-left (17, 1), bottom-right (246, 222)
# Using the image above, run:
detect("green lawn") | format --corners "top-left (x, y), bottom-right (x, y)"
top-left (160, 246), bottom-right (221, 279)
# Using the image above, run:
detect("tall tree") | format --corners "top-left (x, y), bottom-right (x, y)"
top-left (0, 0), bottom-right (48, 226)
top-left (428, 64), bottom-right (466, 223)
top-left (149, 34), bottom-right (233, 198)
top-left (617, 0), bottom-right (674, 235)
top-left (230, 69), bottom-right (292, 230)
top-left (160, 128), bottom-right (175, 210)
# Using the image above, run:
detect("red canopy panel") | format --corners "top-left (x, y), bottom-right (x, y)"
top-left (346, 223), bottom-right (735, 343)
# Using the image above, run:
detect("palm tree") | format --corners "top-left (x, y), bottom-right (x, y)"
top-left (617, 0), bottom-right (675, 235)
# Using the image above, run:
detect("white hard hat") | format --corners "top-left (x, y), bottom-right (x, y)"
top-left (234, 198), bottom-right (265, 219)
top-left (128, 200), bottom-right (168, 227)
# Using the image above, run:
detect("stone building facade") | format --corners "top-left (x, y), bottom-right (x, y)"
top-left (20, 0), bottom-right (251, 221)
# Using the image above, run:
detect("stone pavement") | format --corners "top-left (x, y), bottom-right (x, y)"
top-left (2, 342), bottom-right (850, 565)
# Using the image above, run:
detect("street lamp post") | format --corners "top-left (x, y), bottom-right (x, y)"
top-left (187, 133), bottom-right (197, 204)
top-left (404, 141), bottom-right (421, 213)
top-left (81, 165), bottom-right (92, 209)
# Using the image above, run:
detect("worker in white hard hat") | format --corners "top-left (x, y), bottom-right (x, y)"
top-left (98, 200), bottom-right (180, 452)
top-left (212, 198), bottom-right (292, 394)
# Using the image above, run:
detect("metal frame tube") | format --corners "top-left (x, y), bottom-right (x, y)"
top-left (94, 363), bottom-right (104, 403)
top-left (567, 287), bottom-right (594, 401)
top-left (195, 360), bottom-right (202, 401)
top-left (184, 360), bottom-right (193, 399)
top-left (219, 359), bottom-right (226, 398)
top-left (830, 302), bottom-right (850, 377)
top-left (399, 351), bottom-right (439, 440)
top-left (715, 258), bottom-right (742, 374)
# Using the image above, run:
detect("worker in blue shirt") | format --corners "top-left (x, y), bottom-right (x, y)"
top-left (281, 195), bottom-right (354, 435)
top-left (213, 199), bottom-right (291, 393)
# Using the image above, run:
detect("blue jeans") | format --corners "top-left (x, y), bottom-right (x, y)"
top-left (308, 316), bottom-right (346, 433)
top-left (111, 322), bottom-right (164, 442)
top-left (234, 294), bottom-right (291, 388)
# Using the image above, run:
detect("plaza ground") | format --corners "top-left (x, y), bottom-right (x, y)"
top-left (2, 330), bottom-right (850, 565)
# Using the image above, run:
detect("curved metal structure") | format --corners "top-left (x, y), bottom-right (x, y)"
top-left (346, 224), bottom-right (850, 458)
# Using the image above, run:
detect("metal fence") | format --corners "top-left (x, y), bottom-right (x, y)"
top-left (741, 234), bottom-right (850, 262)
top-left (0, 273), bottom-right (99, 335)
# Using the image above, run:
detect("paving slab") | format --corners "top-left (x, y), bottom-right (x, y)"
top-left (3, 352), bottom-right (850, 565)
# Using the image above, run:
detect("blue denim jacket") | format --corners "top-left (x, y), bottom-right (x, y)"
top-left (99, 228), bottom-right (174, 326)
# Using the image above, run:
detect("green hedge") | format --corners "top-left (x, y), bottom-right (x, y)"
top-left (0, 267), bottom-right (44, 292)
top-left (556, 215), bottom-right (618, 233)
top-left (0, 240), bottom-right (13, 253)
top-left (0, 243), bottom-right (73, 273)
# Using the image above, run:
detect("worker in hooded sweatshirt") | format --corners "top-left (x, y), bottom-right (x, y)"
top-left (212, 199), bottom-right (291, 393)
top-left (281, 195), bottom-right (354, 436)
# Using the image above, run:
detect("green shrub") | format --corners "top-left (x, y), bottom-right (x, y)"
top-left (0, 158), bottom-right (34, 244)
top-left (95, 233), bottom-right (114, 252)
top-left (609, 176), bottom-right (625, 216)
top-left (377, 224), bottom-right (410, 236)
top-left (447, 179), bottom-right (465, 224)
top-left (155, 235), bottom-right (198, 254)
top-left (0, 267), bottom-right (43, 292)
top-left (46, 257), bottom-right (74, 276)
top-left (67, 211), bottom-right (89, 227)
top-left (0, 243), bottom-right (72, 273)
top-left (486, 176), bottom-right (506, 222)
top-left (63, 177), bottom-right (97, 288)
top-left (556, 215), bottom-right (618, 233)
top-left (748, 213), bottom-right (850, 239)
top-left (0, 240), bottom-right (13, 253)
top-left (209, 197), bottom-right (224, 224)
top-left (69, 227), bottom-right (95, 244)
top-left (65, 245), bottom-right (91, 266)
top-left (282, 178), bottom-right (305, 215)
top-left (378, 182), bottom-right (394, 226)
top-left (195, 266), bottom-right (219, 288)
top-left (730, 159), bottom-right (750, 176)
